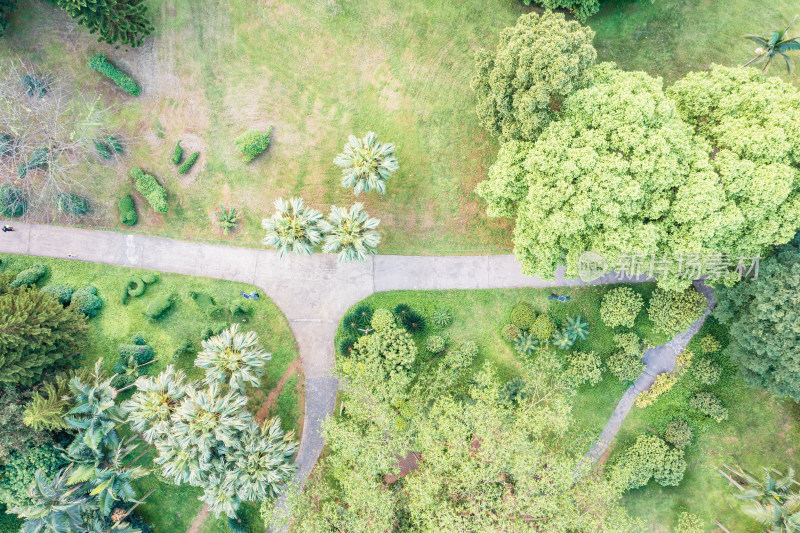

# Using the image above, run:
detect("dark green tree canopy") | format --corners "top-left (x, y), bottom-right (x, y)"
top-left (714, 237), bottom-right (800, 400)
top-left (53, 0), bottom-right (153, 47)
top-left (0, 279), bottom-right (88, 386)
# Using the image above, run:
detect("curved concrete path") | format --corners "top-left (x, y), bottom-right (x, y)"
top-left (0, 221), bottom-right (658, 488)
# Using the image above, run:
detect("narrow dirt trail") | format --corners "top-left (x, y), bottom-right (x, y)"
top-left (256, 359), bottom-right (302, 423)
top-left (187, 504), bottom-right (209, 533)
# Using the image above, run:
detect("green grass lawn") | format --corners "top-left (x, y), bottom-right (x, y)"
top-left (0, 254), bottom-right (300, 533)
top-left (340, 287), bottom-right (800, 531)
top-left (4, 0), bottom-right (796, 254)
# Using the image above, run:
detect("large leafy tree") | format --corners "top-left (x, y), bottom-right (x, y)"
top-left (471, 11), bottom-right (596, 142)
top-left (333, 132), bottom-right (399, 195)
top-left (0, 281), bottom-right (88, 386)
top-left (195, 324), bottom-right (271, 394)
top-left (714, 237), bottom-right (800, 400)
top-left (319, 203), bottom-right (381, 263)
top-left (477, 65), bottom-right (800, 290)
top-left (261, 197), bottom-right (323, 258)
top-left (52, 0), bottom-right (153, 47)
top-left (274, 355), bottom-right (642, 532)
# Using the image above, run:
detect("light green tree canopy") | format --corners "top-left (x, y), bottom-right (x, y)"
top-left (472, 11), bottom-right (596, 143)
top-left (477, 65), bottom-right (800, 290)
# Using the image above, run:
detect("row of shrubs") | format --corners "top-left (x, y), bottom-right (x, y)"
top-left (600, 285), bottom-right (707, 335)
top-left (170, 140), bottom-right (199, 174)
top-left (8, 263), bottom-right (104, 318)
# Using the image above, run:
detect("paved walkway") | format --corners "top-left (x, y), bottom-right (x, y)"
top-left (0, 221), bottom-right (678, 493)
top-left (584, 280), bottom-right (717, 462)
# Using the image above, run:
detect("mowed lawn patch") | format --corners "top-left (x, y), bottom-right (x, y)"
top-left (0, 253), bottom-right (300, 533)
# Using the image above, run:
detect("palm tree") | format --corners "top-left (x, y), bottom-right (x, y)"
top-left (65, 360), bottom-right (124, 460)
top-left (334, 132), bottom-right (399, 195)
top-left (228, 419), bottom-right (298, 502)
top-left (121, 365), bottom-right (188, 443)
top-left (11, 467), bottom-right (91, 533)
top-left (565, 315), bottom-right (590, 342)
top-left (743, 16), bottom-right (800, 73)
top-left (730, 466), bottom-right (800, 532)
top-left (153, 437), bottom-right (206, 486)
top-left (261, 197), bottom-right (323, 257)
top-left (170, 383), bottom-right (251, 463)
top-left (198, 475), bottom-right (240, 518)
top-left (319, 203), bottom-right (381, 262)
top-left (195, 324), bottom-right (271, 394)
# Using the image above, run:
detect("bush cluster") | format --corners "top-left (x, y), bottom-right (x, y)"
top-left (56, 192), bottom-right (89, 216)
top-left (370, 308), bottom-right (395, 332)
top-left (235, 128), bottom-right (272, 163)
top-left (178, 151), bottom-right (199, 174)
top-left (611, 434), bottom-right (686, 491)
top-left (635, 373), bottom-right (678, 408)
top-left (648, 287), bottom-right (707, 336)
top-left (664, 419), bottom-right (692, 449)
top-left (690, 392), bottom-right (728, 422)
top-left (118, 343), bottom-right (154, 366)
top-left (607, 332), bottom-right (645, 382)
top-left (0, 184), bottom-right (25, 217)
top-left (600, 287), bottom-right (643, 329)
top-left (10, 264), bottom-right (48, 287)
top-left (70, 286), bottom-right (103, 318)
top-left (566, 351), bottom-right (602, 386)
top-left (119, 195), bottom-right (137, 226)
top-left (131, 167), bottom-right (168, 214)
top-left (143, 293), bottom-right (174, 320)
top-left (510, 302), bottom-right (536, 330)
top-left (89, 54), bottom-right (141, 96)
top-left (40, 285), bottom-right (73, 305)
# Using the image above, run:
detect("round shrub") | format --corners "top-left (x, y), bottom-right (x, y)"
top-left (675, 350), bottom-right (693, 374)
top-left (112, 360), bottom-right (128, 375)
top-left (143, 293), bottom-right (173, 320)
top-left (432, 308), bottom-right (452, 328)
top-left (648, 287), bottom-right (707, 336)
top-left (529, 314), bottom-right (556, 343)
top-left (510, 302), bottom-right (536, 330)
top-left (699, 335), bottom-right (721, 354)
top-left (40, 285), bottom-right (73, 305)
top-left (126, 276), bottom-right (146, 297)
top-left (70, 286), bottom-right (103, 318)
top-left (131, 332), bottom-right (147, 346)
top-left (664, 419), bottom-right (692, 449)
top-left (600, 287), bottom-right (644, 329)
top-left (370, 309), bottom-right (395, 332)
top-left (0, 184), bottom-right (26, 218)
top-left (675, 512), bottom-right (704, 533)
top-left (350, 322), bottom-right (417, 378)
top-left (607, 351), bottom-right (644, 383)
top-left (10, 264), bottom-right (48, 287)
top-left (566, 351), bottom-right (602, 386)
top-left (693, 358), bottom-right (722, 386)
top-left (425, 335), bottom-right (446, 354)
top-left (690, 392), bottom-right (728, 422)
top-left (235, 128), bottom-right (272, 163)
top-left (119, 195), bottom-right (137, 226)
top-left (118, 344), bottom-right (154, 365)
top-left (610, 434), bottom-right (686, 492)
top-left (501, 323), bottom-right (520, 342)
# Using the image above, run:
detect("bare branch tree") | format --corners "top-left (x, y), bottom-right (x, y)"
top-left (0, 59), bottom-right (128, 223)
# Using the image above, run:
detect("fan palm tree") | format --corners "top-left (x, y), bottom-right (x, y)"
top-left (199, 475), bottom-right (240, 518)
top-left (565, 315), bottom-right (590, 342)
top-left (65, 360), bottom-right (123, 460)
top-left (334, 131), bottom-right (399, 195)
top-left (195, 324), bottom-right (271, 394)
top-left (121, 365), bottom-right (188, 443)
top-left (733, 467), bottom-right (800, 532)
top-left (170, 383), bottom-right (251, 463)
top-left (153, 437), bottom-right (206, 486)
top-left (227, 419), bottom-right (298, 502)
top-left (743, 16), bottom-right (800, 73)
top-left (319, 203), bottom-right (381, 262)
top-left (11, 467), bottom-right (91, 533)
top-left (514, 332), bottom-right (538, 356)
top-left (261, 197), bottom-right (323, 257)
top-left (551, 329), bottom-right (574, 350)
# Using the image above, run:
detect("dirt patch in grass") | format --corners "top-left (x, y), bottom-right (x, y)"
top-left (255, 359), bottom-right (302, 423)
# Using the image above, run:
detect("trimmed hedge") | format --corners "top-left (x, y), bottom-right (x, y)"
top-left (141, 273), bottom-right (159, 284)
top-left (56, 193), bottom-right (89, 216)
top-left (40, 285), bottom-right (73, 305)
top-left (0, 184), bottom-right (26, 217)
top-left (10, 264), bottom-right (48, 287)
top-left (235, 128), bottom-right (272, 163)
top-left (144, 293), bottom-right (173, 319)
top-left (178, 151), bottom-right (199, 174)
top-left (130, 167), bottom-right (168, 214)
top-left (119, 195), bottom-right (137, 226)
top-left (70, 286), bottom-right (103, 318)
top-left (122, 273), bottom-right (159, 304)
top-left (510, 302), bottom-right (536, 330)
top-left (171, 140), bottom-right (183, 164)
top-left (118, 343), bottom-right (154, 365)
top-left (89, 54), bottom-right (140, 96)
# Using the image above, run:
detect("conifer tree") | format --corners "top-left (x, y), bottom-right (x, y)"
top-left (54, 0), bottom-right (153, 48)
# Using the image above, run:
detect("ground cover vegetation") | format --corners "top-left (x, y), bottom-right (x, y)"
top-left (0, 254), bottom-right (301, 532)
